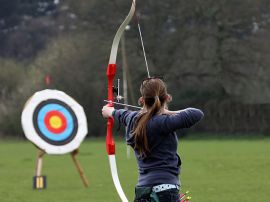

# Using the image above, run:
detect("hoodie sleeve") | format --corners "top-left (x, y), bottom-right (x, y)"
top-left (112, 109), bottom-right (137, 126)
top-left (158, 108), bottom-right (204, 133)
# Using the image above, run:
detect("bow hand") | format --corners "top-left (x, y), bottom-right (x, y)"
top-left (102, 105), bottom-right (115, 118)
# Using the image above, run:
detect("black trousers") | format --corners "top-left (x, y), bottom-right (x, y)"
top-left (134, 187), bottom-right (180, 202)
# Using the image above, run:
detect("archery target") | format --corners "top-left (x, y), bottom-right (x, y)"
top-left (21, 89), bottom-right (88, 155)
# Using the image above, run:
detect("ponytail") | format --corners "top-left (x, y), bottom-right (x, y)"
top-left (133, 96), bottom-right (162, 157)
top-left (133, 77), bottom-right (168, 158)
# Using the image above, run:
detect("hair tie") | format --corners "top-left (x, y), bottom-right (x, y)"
top-left (155, 96), bottom-right (159, 101)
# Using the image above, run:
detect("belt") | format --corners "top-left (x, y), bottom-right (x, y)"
top-left (152, 184), bottom-right (179, 193)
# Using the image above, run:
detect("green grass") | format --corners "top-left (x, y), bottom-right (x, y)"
top-left (0, 138), bottom-right (270, 202)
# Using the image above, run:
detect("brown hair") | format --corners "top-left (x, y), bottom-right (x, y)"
top-left (133, 77), bottom-right (169, 157)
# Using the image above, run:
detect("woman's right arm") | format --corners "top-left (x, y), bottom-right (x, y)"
top-left (161, 108), bottom-right (204, 132)
top-left (163, 109), bottom-right (185, 115)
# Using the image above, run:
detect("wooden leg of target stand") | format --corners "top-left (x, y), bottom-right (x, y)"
top-left (33, 149), bottom-right (46, 189)
top-left (71, 149), bottom-right (89, 188)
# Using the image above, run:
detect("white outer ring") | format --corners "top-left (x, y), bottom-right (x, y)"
top-left (21, 89), bottom-right (88, 155)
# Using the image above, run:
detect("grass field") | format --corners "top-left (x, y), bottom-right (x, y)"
top-left (0, 138), bottom-right (270, 202)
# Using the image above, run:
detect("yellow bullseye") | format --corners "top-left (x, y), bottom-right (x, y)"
top-left (49, 116), bottom-right (62, 129)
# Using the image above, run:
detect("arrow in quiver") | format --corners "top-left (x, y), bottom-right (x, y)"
top-left (180, 190), bottom-right (192, 202)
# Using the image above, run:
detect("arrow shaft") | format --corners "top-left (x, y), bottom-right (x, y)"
top-left (104, 100), bottom-right (141, 110)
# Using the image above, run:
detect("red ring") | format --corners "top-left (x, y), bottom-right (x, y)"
top-left (44, 110), bottom-right (67, 134)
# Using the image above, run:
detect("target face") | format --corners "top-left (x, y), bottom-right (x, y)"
top-left (33, 99), bottom-right (78, 146)
top-left (22, 90), bottom-right (88, 154)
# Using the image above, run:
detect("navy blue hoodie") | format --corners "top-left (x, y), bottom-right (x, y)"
top-left (113, 108), bottom-right (204, 186)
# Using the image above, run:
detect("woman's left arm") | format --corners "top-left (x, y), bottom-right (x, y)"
top-left (102, 105), bottom-right (115, 118)
top-left (102, 105), bottom-right (135, 126)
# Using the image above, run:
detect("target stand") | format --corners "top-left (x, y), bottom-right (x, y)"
top-left (33, 150), bottom-right (46, 189)
top-left (21, 89), bottom-right (89, 189)
top-left (32, 148), bottom-right (89, 189)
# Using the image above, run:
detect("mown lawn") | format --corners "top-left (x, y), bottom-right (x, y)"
top-left (0, 138), bottom-right (269, 202)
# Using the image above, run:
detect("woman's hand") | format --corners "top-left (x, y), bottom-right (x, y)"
top-left (162, 109), bottom-right (175, 115)
top-left (102, 105), bottom-right (115, 118)
top-left (162, 109), bottom-right (184, 115)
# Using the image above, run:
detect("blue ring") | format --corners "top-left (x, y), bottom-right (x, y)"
top-left (37, 104), bottom-right (74, 141)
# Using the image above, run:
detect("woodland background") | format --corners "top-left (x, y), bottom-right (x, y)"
top-left (0, 0), bottom-right (270, 137)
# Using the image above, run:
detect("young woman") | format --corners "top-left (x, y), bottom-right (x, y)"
top-left (102, 77), bottom-right (204, 202)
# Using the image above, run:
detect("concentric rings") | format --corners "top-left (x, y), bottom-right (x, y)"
top-left (33, 99), bottom-right (78, 146)
top-left (44, 110), bottom-right (67, 134)
top-left (21, 89), bottom-right (88, 155)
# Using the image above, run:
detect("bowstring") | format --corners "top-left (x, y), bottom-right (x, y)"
top-left (134, 1), bottom-right (151, 78)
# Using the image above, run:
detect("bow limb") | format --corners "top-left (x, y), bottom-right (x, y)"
top-left (106, 1), bottom-right (136, 202)
top-left (109, 0), bottom-right (136, 64)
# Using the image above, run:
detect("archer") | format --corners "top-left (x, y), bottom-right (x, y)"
top-left (102, 77), bottom-right (204, 202)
